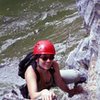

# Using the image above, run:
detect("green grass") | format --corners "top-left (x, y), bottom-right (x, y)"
top-left (0, 17), bottom-right (83, 61)
top-left (0, 0), bottom-right (81, 63)
top-left (0, 0), bottom-right (28, 16)
top-left (0, 0), bottom-right (75, 16)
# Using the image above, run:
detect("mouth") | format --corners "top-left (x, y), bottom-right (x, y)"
top-left (45, 62), bottom-right (52, 66)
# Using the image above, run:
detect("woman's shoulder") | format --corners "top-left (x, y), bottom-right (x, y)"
top-left (25, 61), bottom-right (37, 74)
top-left (25, 63), bottom-right (40, 82)
top-left (53, 60), bottom-right (59, 66)
top-left (25, 65), bottom-right (38, 82)
top-left (25, 65), bottom-right (35, 74)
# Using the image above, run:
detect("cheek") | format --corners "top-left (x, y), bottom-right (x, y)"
top-left (38, 59), bottom-right (44, 66)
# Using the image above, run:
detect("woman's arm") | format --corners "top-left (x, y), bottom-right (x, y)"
top-left (25, 65), bottom-right (56, 100)
top-left (25, 65), bottom-right (41, 99)
top-left (53, 61), bottom-right (71, 93)
top-left (53, 61), bottom-right (84, 97)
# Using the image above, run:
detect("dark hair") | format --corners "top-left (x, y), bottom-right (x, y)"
top-left (33, 54), bottom-right (41, 60)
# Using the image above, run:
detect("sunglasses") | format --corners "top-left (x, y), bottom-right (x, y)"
top-left (40, 55), bottom-right (54, 61)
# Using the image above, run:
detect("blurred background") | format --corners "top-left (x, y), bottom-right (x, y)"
top-left (0, 0), bottom-right (87, 99)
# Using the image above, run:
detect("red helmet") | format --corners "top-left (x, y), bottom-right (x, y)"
top-left (33, 40), bottom-right (55, 54)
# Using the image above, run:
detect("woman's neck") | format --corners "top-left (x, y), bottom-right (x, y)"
top-left (37, 65), bottom-right (48, 73)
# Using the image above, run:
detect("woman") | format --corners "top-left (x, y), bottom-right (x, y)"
top-left (19, 40), bottom-right (85, 100)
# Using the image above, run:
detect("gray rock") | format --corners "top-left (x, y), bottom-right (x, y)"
top-left (66, 0), bottom-right (100, 99)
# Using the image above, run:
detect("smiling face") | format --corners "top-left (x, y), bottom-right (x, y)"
top-left (37, 54), bottom-right (54, 70)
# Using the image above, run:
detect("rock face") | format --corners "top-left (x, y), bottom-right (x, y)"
top-left (66, 0), bottom-right (100, 99)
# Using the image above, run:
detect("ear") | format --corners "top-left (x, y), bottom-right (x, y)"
top-left (36, 58), bottom-right (39, 63)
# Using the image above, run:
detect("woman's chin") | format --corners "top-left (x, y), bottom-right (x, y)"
top-left (44, 66), bottom-right (51, 70)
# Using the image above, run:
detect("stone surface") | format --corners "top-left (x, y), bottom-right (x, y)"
top-left (66, 0), bottom-right (100, 99)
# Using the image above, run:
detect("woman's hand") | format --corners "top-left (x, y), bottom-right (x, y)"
top-left (68, 85), bottom-right (84, 97)
top-left (40, 89), bottom-right (57, 100)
